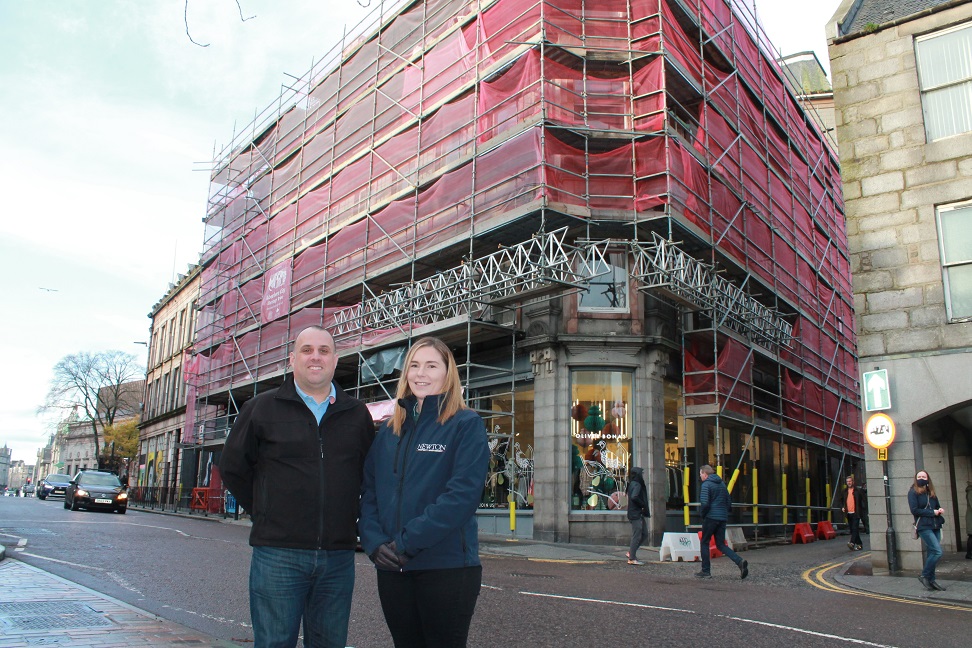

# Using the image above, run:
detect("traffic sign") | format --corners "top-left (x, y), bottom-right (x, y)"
top-left (864, 412), bottom-right (895, 449)
top-left (862, 369), bottom-right (891, 411)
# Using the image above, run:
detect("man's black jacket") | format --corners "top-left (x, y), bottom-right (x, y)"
top-left (219, 375), bottom-right (375, 550)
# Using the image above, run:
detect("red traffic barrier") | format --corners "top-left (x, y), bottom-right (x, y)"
top-left (816, 520), bottom-right (837, 540)
top-left (698, 531), bottom-right (724, 558)
top-left (792, 522), bottom-right (816, 544)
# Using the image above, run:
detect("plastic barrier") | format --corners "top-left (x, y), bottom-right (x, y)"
top-left (792, 522), bottom-right (816, 544)
top-left (660, 532), bottom-right (701, 562)
top-left (698, 531), bottom-right (723, 558)
top-left (816, 520), bottom-right (837, 540)
top-left (726, 526), bottom-right (748, 551)
top-left (190, 488), bottom-right (209, 511)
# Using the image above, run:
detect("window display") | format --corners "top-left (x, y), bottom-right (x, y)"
top-left (570, 370), bottom-right (632, 510)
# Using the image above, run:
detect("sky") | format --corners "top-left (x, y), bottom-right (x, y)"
top-left (0, 0), bottom-right (843, 465)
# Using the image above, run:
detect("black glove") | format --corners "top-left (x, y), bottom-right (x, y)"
top-left (370, 542), bottom-right (401, 571)
top-left (390, 540), bottom-right (410, 567)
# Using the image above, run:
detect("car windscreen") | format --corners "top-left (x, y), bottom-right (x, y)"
top-left (47, 474), bottom-right (71, 482)
top-left (81, 473), bottom-right (122, 487)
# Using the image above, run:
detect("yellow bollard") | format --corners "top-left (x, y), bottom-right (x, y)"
top-left (752, 466), bottom-right (759, 525)
top-left (805, 476), bottom-right (811, 523)
top-left (683, 465), bottom-right (691, 527)
top-left (825, 483), bottom-right (832, 523)
top-left (509, 494), bottom-right (516, 536)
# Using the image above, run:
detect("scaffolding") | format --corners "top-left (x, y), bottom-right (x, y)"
top-left (189, 0), bottom-right (862, 526)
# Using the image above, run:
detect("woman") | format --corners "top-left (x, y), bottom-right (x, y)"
top-left (908, 469), bottom-right (947, 591)
top-left (359, 337), bottom-right (490, 647)
top-left (625, 466), bottom-right (650, 565)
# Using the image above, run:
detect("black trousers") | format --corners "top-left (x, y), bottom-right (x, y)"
top-left (376, 566), bottom-right (482, 648)
top-left (848, 513), bottom-right (862, 546)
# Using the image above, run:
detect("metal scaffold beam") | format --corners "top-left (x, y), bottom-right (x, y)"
top-left (331, 228), bottom-right (582, 340)
top-left (620, 233), bottom-right (793, 351)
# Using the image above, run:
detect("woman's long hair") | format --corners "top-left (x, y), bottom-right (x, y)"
top-left (389, 337), bottom-right (466, 436)
top-left (912, 470), bottom-right (937, 498)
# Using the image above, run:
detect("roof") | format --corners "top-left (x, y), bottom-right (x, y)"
top-left (838, 0), bottom-right (963, 36)
top-left (778, 51), bottom-right (833, 95)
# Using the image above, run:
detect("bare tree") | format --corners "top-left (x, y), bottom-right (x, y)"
top-left (40, 351), bottom-right (143, 468)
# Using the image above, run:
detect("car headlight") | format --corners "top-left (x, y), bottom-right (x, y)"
top-left (75, 489), bottom-right (89, 498)
top-left (118, 492), bottom-right (128, 500)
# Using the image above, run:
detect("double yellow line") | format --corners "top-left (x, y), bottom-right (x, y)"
top-left (803, 553), bottom-right (970, 612)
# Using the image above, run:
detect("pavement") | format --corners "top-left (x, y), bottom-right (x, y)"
top-left (2, 511), bottom-right (971, 647)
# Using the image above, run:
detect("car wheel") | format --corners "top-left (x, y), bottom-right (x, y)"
top-left (70, 499), bottom-right (80, 511)
top-left (38, 494), bottom-right (46, 500)
top-left (63, 499), bottom-right (70, 509)
top-left (117, 508), bottom-right (127, 515)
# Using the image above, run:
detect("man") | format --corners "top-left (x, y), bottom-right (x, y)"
top-left (696, 465), bottom-right (748, 580)
top-left (220, 326), bottom-right (375, 648)
top-left (839, 474), bottom-right (867, 551)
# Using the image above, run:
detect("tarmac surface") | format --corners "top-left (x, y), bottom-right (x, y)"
top-left (2, 510), bottom-right (970, 647)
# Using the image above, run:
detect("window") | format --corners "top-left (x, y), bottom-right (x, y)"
top-left (570, 370), bottom-right (632, 511)
top-left (916, 22), bottom-right (972, 141)
top-left (936, 200), bottom-right (972, 320)
top-left (578, 253), bottom-right (629, 312)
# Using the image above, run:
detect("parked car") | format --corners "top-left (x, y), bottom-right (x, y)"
top-left (37, 473), bottom-right (73, 500)
top-left (64, 470), bottom-right (128, 514)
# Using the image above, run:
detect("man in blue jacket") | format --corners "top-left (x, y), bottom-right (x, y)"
top-left (696, 464), bottom-right (749, 580)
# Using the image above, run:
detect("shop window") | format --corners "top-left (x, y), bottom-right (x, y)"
top-left (578, 253), bottom-right (629, 312)
top-left (936, 200), bottom-right (972, 321)
top-left (471, 385), bottom-right (535, 510)
top-left (570, 370), bottom-right (632, 510)
top-left (916, 22), bottom-right (972, 141)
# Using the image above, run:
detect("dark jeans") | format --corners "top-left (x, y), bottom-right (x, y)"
top-left (629, 517), bottom-right (648, 559)
top-left (249, 546), bottom-right (354, 648)
top-left (848, 513), bottom-right (862, 546)
top-left (377, 566), bottom-right (482, 647)
top-left (700, 518), bottom-right (742, 573)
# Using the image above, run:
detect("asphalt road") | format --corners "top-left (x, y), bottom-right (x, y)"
top-left (2, 495), bottom-right (968, 647)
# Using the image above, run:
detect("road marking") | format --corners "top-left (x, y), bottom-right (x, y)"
top-left (18, 551), bottom-right (105, 571)
top-left (717, 615), bottom-right (898, 647)
top-left (802, 553), bottom-right (971, 612)
top-left (519, 591), bottom-right (695, 614)
top-left (520, 590), bottom-right (902, 646)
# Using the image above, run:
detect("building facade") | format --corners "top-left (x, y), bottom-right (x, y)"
top-left (137, 266), bottom-right (201, 505)
top-left (189, 0), bottom-right (863, 544)
top-left (829, 0), bottom-right (972, 571)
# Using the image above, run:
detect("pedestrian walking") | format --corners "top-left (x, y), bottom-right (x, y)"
top-left (625, 467), bottom-right (650, 565)
top-left (839, 474), bottom-right (867, 550)
top-left (219, 325), bottom-right (375, 648)
top-left (696, 465), bottom-right (748, 580)
top-left (359, 336), bottom-right (490, 648)
top-left (908, 469), bottom-right (947, 591)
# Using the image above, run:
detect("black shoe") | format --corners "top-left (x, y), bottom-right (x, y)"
top-left (918, 576), bottom-right (935, 591)
top-left (931, 580), bottom-right (947, 591)
top-left (847, 541), bottom-right (855, 550)
top-left (695, 571), bottom-right (712, 579)
top-left (739, 559), bottom-right (749, 580)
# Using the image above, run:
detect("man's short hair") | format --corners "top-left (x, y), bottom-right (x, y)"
top-left (700, 465), bottom-right (715, 476)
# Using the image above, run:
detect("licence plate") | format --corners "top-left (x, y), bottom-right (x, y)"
top-left (95, 498), bottom-right (113, 504)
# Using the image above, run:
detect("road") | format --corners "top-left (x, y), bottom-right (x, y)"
top-left (1, 496), bottom-right (969, 647)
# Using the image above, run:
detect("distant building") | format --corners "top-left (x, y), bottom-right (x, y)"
top-left (0, 445), bottom-right (10, 488)
top-left (778, 51), bottom-right (836, 140)
top-left (138, 265), bottom-right (200, 504)
top-left (829, 0), bottom-right (972, 572)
